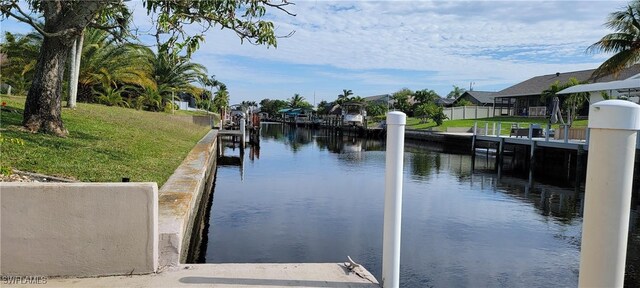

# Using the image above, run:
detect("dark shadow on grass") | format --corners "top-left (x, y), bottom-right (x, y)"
top-left (68, 130), bottom-right (101, 141)
top-left (0, 107), bottom-right (24, 127)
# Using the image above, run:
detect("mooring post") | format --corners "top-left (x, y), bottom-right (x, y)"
top-left (497, 122), bottom-right (502, 137)
top-left (528, 125), bottom-right (533, 139)
top-left (383, 111), bottom-right (406, 288)
top-left (497, 137), bottom-right (505, 178)
top-left (579, 100), bottom-right (640, 288)
top-left (564, 124), bottom-right (569, 143)
top-left (240, 116), bottom-right (246, 148)
top-left (492, 122), bottom-right (496, 136)
top-left (528, 141), bottom-right (536, 188)
top-left (545, 123), bottom-right (551, 142)
top-left (575, 145), bottom-right (585, 194)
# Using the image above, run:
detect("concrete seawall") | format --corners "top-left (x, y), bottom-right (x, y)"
top-left (405, 129), bottom-right (473, 150)
top-left (158, 129), bottom-right (218, 269)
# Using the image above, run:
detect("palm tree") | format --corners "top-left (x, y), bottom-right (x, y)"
top-left (337, 89), bottom-right (353, 104)
top-left (0, 31), bottom-right (42, 95)
top-left (349, 96), bottom-right (366, 103)
top-left (91, 70), bottom-right (131, 107)
top-left (212, 85), bottom-right (230, 112)
top-left (289, 93), bottom-right (306, 108)
top-left (446, 85), bottom-right (466, 99)
top-left (588, 0), bottom-right (640, 79)
top-left (413, 89), bottom-right (439, 104)
top-left (151, 51), bottom-right (207, 97)
top-left (77, 29), bottom-right (156, 102)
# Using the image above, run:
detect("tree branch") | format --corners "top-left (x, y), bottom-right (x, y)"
top-left (1, 3), bottom-right (48, 36)
top-left (1, 3), bottom-right (81, 38)
top-left (263, 0), bottom-right (296, 17)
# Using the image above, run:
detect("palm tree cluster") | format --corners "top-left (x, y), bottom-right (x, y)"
top-left (1, 28), bottom-right (220, 113)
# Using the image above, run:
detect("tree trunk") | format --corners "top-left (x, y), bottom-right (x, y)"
top-left (67, 30), bottom-right (84, 109)
top-left (23, 35), bottom-right (73, 137)
top-left (67, 37), bottom-right (77, 108)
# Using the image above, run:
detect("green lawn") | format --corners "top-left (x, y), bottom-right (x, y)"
top-left (1, 95), bottom-right (211, 185)
top-left (406, 116), bottom-right (587, 134)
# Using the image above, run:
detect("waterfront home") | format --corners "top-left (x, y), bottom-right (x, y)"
top-left (492, 64), bottom-right (640, 117)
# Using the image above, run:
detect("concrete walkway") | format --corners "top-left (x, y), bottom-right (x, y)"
top-left (6, 264), bottom-right (379, 288)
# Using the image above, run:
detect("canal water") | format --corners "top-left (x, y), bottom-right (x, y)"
top-left (199, 123), bottom-right (640, 287)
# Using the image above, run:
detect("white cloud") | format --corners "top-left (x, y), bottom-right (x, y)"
top-left (194, 1), bottom-right (619, 85)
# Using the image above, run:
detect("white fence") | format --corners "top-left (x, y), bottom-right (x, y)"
top-left (443, 106), bottom-right (497, 120)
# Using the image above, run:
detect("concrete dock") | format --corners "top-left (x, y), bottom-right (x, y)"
top-left (4, 264), bottom-right (379, 288)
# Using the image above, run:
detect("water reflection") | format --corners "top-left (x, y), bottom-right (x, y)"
top-left (203, 124), bottom-right (640, 287)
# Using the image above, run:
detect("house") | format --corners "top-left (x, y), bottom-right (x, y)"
top-left (173, 92), bottom-right (199, 111)
top-left (434, 97), bottom-right (455, 107)
top-left (453, 91), bottom-right (497, 106)
top-left (492, 64), bottom-right (640, 117)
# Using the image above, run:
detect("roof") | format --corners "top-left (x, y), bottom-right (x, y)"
top-left (456, 91), bottom-right (497, 104)
top-left (495, 64), bottom-right (640, 98)
top-left (364, 94), bottom-right (391, 102)
top-left (558, 75), bottom-right (640, 94)
top-left (342, 101), bottom-right (366, 106)
top-left (434, 98), bottom-right (455, 106)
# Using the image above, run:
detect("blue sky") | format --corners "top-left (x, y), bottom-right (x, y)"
top-left (2, 0), bottom-right (626, 104)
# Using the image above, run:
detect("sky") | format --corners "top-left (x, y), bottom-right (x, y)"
top-left (1, 0), bottom-right (627, 105)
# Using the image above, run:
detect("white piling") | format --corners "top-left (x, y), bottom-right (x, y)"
top-left (383, 111), bottom-right (406, 288)
top-left (579, 100), bottom-right (640, 288)
top-left (240, 116), bottom-right (246, 146)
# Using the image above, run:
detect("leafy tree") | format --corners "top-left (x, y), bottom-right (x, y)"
top-left (316, 100), bottom-right (330, 115)
top-left (366, 102), bottom-right (388, 118)
top-left (259, 98), bottom-right (289, 116)
top-left (1, 0), bottom-right (294, 136)
top-left (0, 31), bottom-right (42, 95)
top-left (588, 0), bottom-right (640, 79)
top-left (541, 77), bottom-right (588, 125)
top-left (414, 102), bottom-right (447, 125)
top-left (446, 85), bottom-right (466, 99)
top-left (392, 88), bottom-right (413, 114)
top-left (413, 89), bottom-right (440, 104)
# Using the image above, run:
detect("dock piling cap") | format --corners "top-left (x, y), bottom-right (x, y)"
top-left (589, 100), bottom-right (640, 130)
top-left (386, 111), bottom-right (406, 125)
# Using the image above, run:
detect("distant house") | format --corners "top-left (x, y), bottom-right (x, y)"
top-left (173, 92), bottom-right (198, 111)
top-left (453, 91), bottom-right (497, 106)
top-left (434, 97), bottom-right (455, 107)
top-left (493, 64), bottom-right (640, 117)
